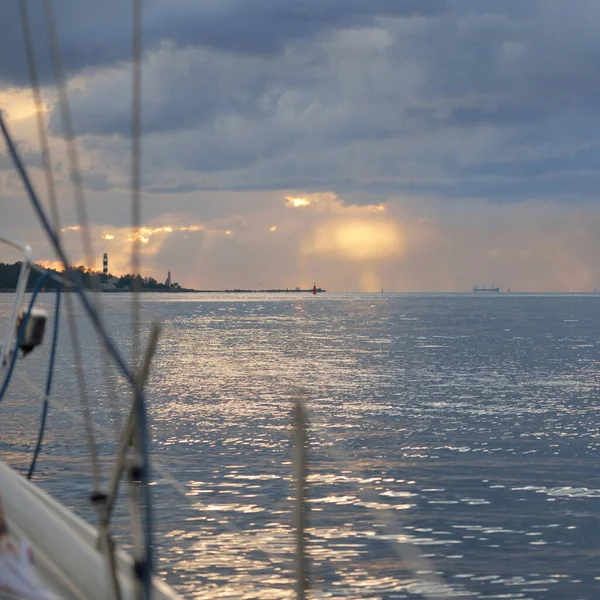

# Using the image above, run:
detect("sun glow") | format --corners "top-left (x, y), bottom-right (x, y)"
top-left (0, 90), bottom-right (48, 122)
top-left (306, 219), bottom-right (403, 260)
top-left (37, 260), bottom-right (65, 272)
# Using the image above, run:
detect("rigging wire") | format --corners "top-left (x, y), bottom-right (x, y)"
top-left (65, 289), bottom-right (102, 487)
top-left (128, 3), bottom-right (153, 596)
top-left (11, 2), bottom-right (153, 597)
top-left (0, 98), bottom-right (154, 600)
top-left (17, 0), bottom-right (61, 232)
top-left (28, 283), bottom-right (61, 480)
top-left (38, 0), bottom-right (120, 410)
top-left (41, 0), bottom-right (95, 272)
top-left (131, 0), bottom-right (143, 370)
top-left (18, 0), bottom-right (104, 492)
top-left (13, 369), bottom-right (298, 581)
top-left (0, 114), bottom-right (138, 427)
top-left (21, 0), bottom-right (124, 444)
top-left (129, 4), bottom-right (154, 596)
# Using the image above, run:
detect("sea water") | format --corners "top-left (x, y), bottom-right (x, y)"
top-left (2, 292), bottom-right (600, 599)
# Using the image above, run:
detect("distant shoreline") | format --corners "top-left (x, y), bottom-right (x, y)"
top-left (2, 289), bottom-right (600, 295)
top-left (0, 288), bottom-right (197, 293)
top-left (0, 287), bottom-right (324, 294)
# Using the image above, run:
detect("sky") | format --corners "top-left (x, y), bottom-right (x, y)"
top-left (1, 0), bottom-right (600, 292)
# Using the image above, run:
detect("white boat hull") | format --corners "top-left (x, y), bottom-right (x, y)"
top-left (0, 461), bottom-right (181, 600)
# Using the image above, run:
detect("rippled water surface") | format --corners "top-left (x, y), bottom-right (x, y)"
top-left (2, 292), bottom-right (600, 599)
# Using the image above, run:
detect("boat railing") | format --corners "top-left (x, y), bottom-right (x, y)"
top-left (0, 235), bottom-right (32, 370)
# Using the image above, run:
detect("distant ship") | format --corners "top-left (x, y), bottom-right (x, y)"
top-left (473, 285), bottom-right (500, 292)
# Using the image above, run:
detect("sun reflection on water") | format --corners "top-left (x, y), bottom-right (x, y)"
top-left (2, 293), bottom-right (600, 598)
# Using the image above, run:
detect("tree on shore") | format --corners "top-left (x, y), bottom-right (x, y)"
top-left (0, 262), bottom-right (183, 290)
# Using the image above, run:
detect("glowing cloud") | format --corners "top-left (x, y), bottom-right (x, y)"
top-left (179, 225), bottom-right (203, 232)
top-left (94, 223), bottom-right (211, 252)
top-left (285, 192), bottom-right (386, 214)
top-left (128, 225), bottom-right (178, 242)
top-left (286, 196), bottom-right (311, 208)
top-left (269, 225), bottom-right (277, 232)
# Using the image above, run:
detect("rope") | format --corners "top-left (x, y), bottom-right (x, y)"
top-left (0, 272), bottom-right (49, 402)
top-left (28, 283), bottom-right (61, 480)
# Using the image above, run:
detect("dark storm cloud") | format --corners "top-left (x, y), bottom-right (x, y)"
top-left (411, 6), bottom-right (600, 113)
top-left (5, 0), bottom-right (600, 203)
top-left (0, 0), bottom-right (445, 85)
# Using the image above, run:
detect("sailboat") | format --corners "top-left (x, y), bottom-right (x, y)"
top-left (0, 1), bottom-right (181, 598)
top-left (0, 3), bottom-right (469, 599)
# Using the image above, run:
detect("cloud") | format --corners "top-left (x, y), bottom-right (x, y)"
top-left (4, 2), bottom-right (600, 290)
top-left (0, 0), bottom-right (445, 85)
top-left (4, 178), bottom-right (600, 292)
top-left (0, 146), bottom-right (42, 173)
top-left (18, 0), bottom-right (595, 202)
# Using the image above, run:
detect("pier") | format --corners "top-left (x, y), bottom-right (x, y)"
top-left (196, 288), bottom-right (325, 293)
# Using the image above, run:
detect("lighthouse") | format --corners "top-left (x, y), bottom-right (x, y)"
top-left (103, 253), bottom-right (108, 276)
